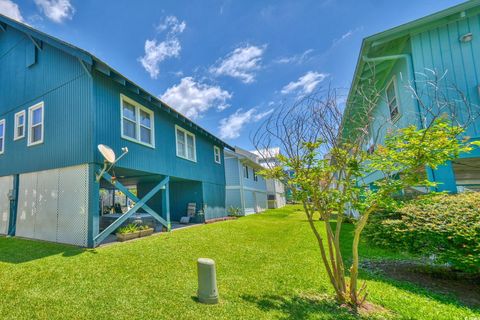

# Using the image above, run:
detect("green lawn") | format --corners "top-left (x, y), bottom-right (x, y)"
top-left (0, 205), bottom-right (478, 319)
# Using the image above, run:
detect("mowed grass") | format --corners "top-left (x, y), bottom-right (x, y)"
top-left (0, 205), bottom-right (478, 319)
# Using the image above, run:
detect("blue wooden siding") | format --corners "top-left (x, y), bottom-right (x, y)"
top-left (410, 12), bottom-right (480, 140)
top-left (224, 156), bottom-right (240, 185)
top-left (226, 189), bottom-right (242, 210)
top-left (0, 25), bottom-right (94, 176)
top-left (93, 72), bottom-right (226, 185)
top-left (242, 166), bottom-right (267, 190)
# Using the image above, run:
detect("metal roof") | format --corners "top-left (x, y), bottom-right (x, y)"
top-left (0, 13), bottom-right (234, 151)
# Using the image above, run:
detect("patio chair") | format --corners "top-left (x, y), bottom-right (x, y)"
top-left (179, 202), bottom-right (196, 224)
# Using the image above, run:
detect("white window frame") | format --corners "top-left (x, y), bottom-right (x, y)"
top-left (175, 125), bottom-right (197, 162)
top-left (28, 102), bottom-right (44, 147)
top-left (0, 119), bottom-right (5, 155)
top-left (253, 168), bottom-right (258, 182)
top-left (385, 76), bottom-right (400, 122)
top-left (214, 146), bottom-right (221, 164)
top-left (14, 110), bottom-right (26, 140)
top-left (120, 94), bottom-right (155, 148)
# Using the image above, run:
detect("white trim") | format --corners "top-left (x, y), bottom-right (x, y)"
top-left (214, 145), bottom-right (221, 164)
top-left (175, 125), bottom-right (197, 162)
top-left (0, 119), bottom-right (5, 155)
top-left (226, 185), bottom-right (268, 193)
top-left (27, 102), bottom-right (44, 147)
top-left (14, 110), bottom-right (26, 140)
top-left (385, 76), bottom-right (401, 122)
top-left (120, 94), bottom-right (155, 148)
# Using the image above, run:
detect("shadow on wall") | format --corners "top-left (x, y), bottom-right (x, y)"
top-left (0, 236), bottom-right (87, 264)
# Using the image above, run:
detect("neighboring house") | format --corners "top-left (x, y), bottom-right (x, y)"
top-left (0, 14), bottom-right (232, 247)
top-left (343, 1), bottom-right (480, 193)
top-left (225, 147), bottom-right (268, 215)
top-left (251, 148), bottom-right (286, 209)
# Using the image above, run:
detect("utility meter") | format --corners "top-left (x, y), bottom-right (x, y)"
top-left (7, 189), bottom-right (15, 201)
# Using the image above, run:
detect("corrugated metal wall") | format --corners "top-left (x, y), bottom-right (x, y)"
top-left (93, 73), bottom-right (226, 185)
top-left (0, 25), bottom-right (94, 176)
top-left (202, 182), bottom-right (227, 220)
top-left (16, 164), bottom-right (89, 246)
top-left (411, 13), bottom-right (480, 138)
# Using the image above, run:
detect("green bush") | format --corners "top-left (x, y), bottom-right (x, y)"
top-left (364, 192), bottom-right (480, 273)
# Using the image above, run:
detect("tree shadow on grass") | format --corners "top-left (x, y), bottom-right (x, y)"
top-left (241, 293), bottom-right (360, 320)
top-left (333, 222), bottom-right (480, 311)
top-left (0, 236), bottom-right (88, 264)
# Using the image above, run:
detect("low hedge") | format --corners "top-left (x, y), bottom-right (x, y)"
top-left (364, 192), bottom-right (480, 273)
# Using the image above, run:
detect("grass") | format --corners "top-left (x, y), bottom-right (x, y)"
top-left (0, 205), bottom-right (478, 319)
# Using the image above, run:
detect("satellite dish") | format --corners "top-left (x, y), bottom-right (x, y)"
top-left (96, 144), bottom-right (129, 183)
top-left (98, 144), bottom-right (116, 163)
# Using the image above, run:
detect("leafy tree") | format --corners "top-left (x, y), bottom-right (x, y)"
top-left (253, 72), bottom-right (480, 310)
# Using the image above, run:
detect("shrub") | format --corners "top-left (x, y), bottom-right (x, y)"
top-left (117, 223), bottom-right (140, 234)
top-left (364, 192), bottom-right (480, 273)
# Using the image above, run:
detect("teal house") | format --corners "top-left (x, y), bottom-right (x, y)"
top-left (0, 14), bottom-right (232, 247)
top-left (344, 1), bottom-right (480, 193)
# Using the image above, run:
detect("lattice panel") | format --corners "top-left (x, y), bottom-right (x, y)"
top-left (0, 176), bottom-right (13, 235)
top-left (16, 172), bottom-right (37, 239)
top-left (16, 165), bottom-right (89, 246)
top-left (57, 165), bottom-right (89, 247)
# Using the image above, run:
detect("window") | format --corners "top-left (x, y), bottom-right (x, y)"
top-left (121, 95), bottom-right (154, 147)
top-left (28, 102), bottom-right (44, 146)
top-left (0, 119), bottom-right (5, 154)
top-left (214, 146), bottom-right (221, 164)
top-left (244, 165), bottom-right (249, 178)
top-left (14, 110), bottom-right (25, 140)
top-left (386, 77), bottom-right (400, 121)
top-left (175, 125), bottom-right (196, 162)
top-left (253, 169), bottom-right (258, 182)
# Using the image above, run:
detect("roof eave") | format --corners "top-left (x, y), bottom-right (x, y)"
top-left (0, 13), bottom-right (234, 151)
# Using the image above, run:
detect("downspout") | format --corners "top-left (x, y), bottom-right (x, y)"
top-left (7, 174), bottom-right (19, 236)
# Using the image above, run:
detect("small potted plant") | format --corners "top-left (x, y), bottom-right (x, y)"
top-left (138, 224), bottom-right (154, 237)
top-left (227, 206), bottom-right (242, 218)
top-left (116, 223), bottom-right (141, 242)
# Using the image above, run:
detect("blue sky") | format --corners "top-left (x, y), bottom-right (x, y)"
top-left (0, 0), bottom-right (465, 149)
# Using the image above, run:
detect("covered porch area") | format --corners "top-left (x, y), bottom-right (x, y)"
top-left (94, 167), bottom-right (205, 247)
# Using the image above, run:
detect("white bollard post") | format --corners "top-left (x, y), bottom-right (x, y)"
top-left (197, 258), bottom-right (219, 304)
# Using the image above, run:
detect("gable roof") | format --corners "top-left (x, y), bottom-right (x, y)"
top-left (343, 0), bottom-right (480, 136)
top-left (0, 13), bottom-right (234, 150)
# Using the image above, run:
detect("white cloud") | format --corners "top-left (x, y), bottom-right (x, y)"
top-left (0, 0), bottom-right (23, 22)
top-left (281, 71), bottom-right (328, 96)
top-left (219, 107), bottom-right (273, 140)
top-left (331, 27), bottom-right (363, 48)
top-left (161, 77), bottom-right (232, 119)
top-left (274, 49), bottom-right (314, 65)
top-left (156, 15), bottom-right (186, 34)
top-left (139, 15), bottom-right (186, 79)
top-left (139, 39), bottom-right (181, 79)
top-left (34, 0), bottom-right (74, 23)
top-left (210, 44), bottom-right (266, 84)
